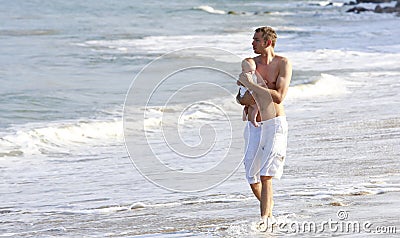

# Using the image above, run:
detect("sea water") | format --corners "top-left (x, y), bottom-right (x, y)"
top-left (1, 0), bottom-right (399, 237)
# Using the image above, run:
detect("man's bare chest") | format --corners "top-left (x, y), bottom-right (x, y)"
top-left (256, 66), bottom-right (279, 89)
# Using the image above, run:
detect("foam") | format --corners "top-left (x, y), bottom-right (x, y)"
top-left (287, 181), bottom-right (400, 198)
top-left (77, 34), bottom-right (250, 59)
top-left (0, 73), bottom-right (349, 159)
top-left (286, 50), bottom-right (400, 71)
top-left (79, 34), bottom-right (400, 74)
top-left (142, 99), bottom-right (240, 130)
top-left (0, 119), bottom-right (123, 157)
top-left (192, 5), bottom-right (226, 15)
top-left (286, 73), bottom-right (348, 100)
top-left (74, 195), bottom-right (249, 214)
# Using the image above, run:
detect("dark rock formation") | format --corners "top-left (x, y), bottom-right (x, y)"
top-left (374, 4), bottom-right (400, 13)
top-left (345, 0), bottom-right (400, 15)
top-left (346, 6), bottom-right (373, 13)
top-left (374, 0), bottom-right (400, 13)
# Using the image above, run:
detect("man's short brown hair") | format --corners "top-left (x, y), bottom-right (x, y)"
top-left (255, 26), bottom-right (277, 48)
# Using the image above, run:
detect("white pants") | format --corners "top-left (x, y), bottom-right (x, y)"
top-left (243, 116), bottom-right (288, 184)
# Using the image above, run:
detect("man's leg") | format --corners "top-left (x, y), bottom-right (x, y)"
top-left (250, 182), bottom-right (261, 201)
top-left (260, 176), bottom-right (273, 219)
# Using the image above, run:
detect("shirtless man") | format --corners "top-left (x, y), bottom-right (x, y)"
top-left (237, 26), bottom-right (292, 231)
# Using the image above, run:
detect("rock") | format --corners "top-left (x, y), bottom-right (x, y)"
top-left (226, 10), bottom-right (246, 15)
top-left (374, 2), bottom-right (400, 14)
top-left (253, 11), bottom-right (271, 15)
top-left (375, 5), bottom-right (384, 12)
top-left (344, 1), bottom-right (358, 5)
top-left (374, 5), bottom-right (400, 13)
top-left (310, 2), bottom-right (334, 6)
top-left (346, 6), bottom-right (373, 13)
top-left (345, 0), bottom-right (400, 15)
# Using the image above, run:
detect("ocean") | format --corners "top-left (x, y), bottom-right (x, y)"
top-left (1, 0), bottom-right (399, 237)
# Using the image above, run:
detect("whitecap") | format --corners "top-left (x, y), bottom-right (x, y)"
top-left (286, 73), bottom-right (348, 100)
top-left (0, 119), bottom-right (123, 157)
top-left (192, 5), bottom-right (226, 15)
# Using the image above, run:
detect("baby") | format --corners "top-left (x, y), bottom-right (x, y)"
top-left (237, 58), bottom-right (267, 127)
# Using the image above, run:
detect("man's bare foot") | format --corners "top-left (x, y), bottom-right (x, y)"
top-left (256, 217), bottom-right (276, 232)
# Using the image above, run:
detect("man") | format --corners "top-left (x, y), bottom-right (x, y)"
top-left (238, 26), bottom-right (292, 231)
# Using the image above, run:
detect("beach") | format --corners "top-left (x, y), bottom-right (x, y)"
top-left (1, 0), bottom-right (399, 237)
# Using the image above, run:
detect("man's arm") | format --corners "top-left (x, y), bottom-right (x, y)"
top-left (268, 58), bottom-right (292, 104)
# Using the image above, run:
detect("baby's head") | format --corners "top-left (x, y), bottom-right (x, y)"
top-left (241, 58), bottom-right (256, 74)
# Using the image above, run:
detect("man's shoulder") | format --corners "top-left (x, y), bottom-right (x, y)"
top-left (275, 55), bottom-right (290, 64)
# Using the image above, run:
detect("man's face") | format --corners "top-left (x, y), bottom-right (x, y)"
top-left (252, 32), bottom-right (266, 54)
